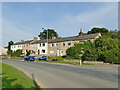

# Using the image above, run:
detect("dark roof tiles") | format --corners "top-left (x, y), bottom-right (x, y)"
top-left (13, 33), bottom-right (100, 45)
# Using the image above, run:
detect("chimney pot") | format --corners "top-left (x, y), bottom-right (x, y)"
top-left (34, 37), bottom-right (38, 41)
top-left (78, 29), bottom-right (83, 36)
top-left (52, 36), bottom-right (56, 39)
top-left (21, 40), bottom-right (24, 42)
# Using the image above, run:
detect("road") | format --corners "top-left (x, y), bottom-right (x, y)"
top-left (2, 59), bottom-right (118, 88)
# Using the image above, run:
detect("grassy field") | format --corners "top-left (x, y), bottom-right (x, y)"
top-left (2, 63), bottom-right (40, 88)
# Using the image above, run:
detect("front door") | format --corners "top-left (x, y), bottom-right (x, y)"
top-left (38, 50), bottom-right (40, 54)
top-left (57, 50), bottom-right (59, 56)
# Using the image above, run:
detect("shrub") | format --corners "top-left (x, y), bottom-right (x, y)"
top-left (7, 49), bottom-right (22, 57)
top-left (26, 50), bottom-right (30, 56)
top-left (52, 56), bottom-right (64, 61)
top-left (66, 43), bottom-right (83, 59)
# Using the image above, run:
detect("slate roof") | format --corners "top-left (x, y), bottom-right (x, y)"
top-left (49, 33), bottom-right (100, 43)
top-left (12, 33), bottom-right (100, 45)
top-left (31, 39), bottom-right (48, 44)
top-left (13, 40), bottom-right (33, 45)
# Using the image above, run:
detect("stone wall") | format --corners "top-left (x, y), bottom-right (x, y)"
top-left (59, 59), bottom-right (80, 63)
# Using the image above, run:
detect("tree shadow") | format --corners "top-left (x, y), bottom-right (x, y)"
top-left (1, 73), bottom-right (41, 89)
top-left (2, 73), bottom-right (24, 88)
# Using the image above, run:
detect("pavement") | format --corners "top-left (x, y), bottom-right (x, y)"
top-left (2, 59), bottom-right (119, 88)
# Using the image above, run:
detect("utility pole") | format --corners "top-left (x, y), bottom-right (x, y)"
top-left (47, 29), bottom-right (48, 61)
top-left (42, 28), bottom-right (48, 61)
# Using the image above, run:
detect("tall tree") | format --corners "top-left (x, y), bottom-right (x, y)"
top-left (38, 29), bottom-right (58, 40)
top-left (95, 36), bottom-right (119, 63)
top-left (66, 43), bottom-right (83, 59)
top-left (81, 41), bottom-right (98, 61)
top-left (8, 41), bottom-right (14, 51)
top-left (87, 27), bottom-right (108, 35)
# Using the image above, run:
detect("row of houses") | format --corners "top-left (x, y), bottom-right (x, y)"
top-left (11, 30), bottom-right (101, 57)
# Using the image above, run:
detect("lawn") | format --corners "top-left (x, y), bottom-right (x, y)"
top-left (2, 63), bottom-right (40, 88)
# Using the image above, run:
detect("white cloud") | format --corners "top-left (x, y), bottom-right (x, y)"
top-left (2, 19), bottom-right (35, 46)
top-left (54, 3), bottom-right (117, 36)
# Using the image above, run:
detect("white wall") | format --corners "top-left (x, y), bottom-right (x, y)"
top-left (11, 44), bottom-right (23, 52)
top-left (0, 46), bottom-right (8, 55)
top-left (37, 43), bottom-right (48, 55)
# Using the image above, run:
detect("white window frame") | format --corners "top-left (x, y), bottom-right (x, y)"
top-left (63, 42), bottom-right (65, 46)
top-left (67, 42), bottom-right (71, 46)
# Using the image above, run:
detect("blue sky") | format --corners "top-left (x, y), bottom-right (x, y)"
top-left (2, 2), bottom-right (118, 46)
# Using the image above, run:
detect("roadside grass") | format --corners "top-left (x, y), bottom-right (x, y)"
top-left (36, 60), bottom-right (94, 65)
top-left (2, 63), bottom-right (40, 88)
top-left (2, 57), bottom-right (94, 65)
top-left (2, 57), bottom-right (24, 60)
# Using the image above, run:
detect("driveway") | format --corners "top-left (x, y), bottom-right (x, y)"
top-left (2, 59), bottom-right (118, 88)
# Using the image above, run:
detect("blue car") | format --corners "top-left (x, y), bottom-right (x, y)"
top-left (39, 56), bottom-right (47, 60)
top-left (24, 56), bottom-right (35, 61)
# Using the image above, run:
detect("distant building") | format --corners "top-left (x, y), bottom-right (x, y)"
top-left (0, 46), bottom-right (8, 56)
top-left (48, 31), bottom-right (101, 57)
top-left (10, 30), bottom-right (101, 57)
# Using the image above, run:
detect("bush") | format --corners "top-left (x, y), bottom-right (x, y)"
top-left (81, 41), bottom-right (98, 61)
top-left (52, 56), bottom-right (64, 61)
top-left (7, 49), bottom-right (22, 57)
top-left (95, 36), bottom-right (120, 63)
top-left (26, 50), bottom-right (30, 56)
top-left (66, 43), bottom-right (83, 59)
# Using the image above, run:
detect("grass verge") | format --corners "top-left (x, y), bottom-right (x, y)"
top-left (1, 57), bottom-right (23, 60)
top-left (2, 63), bottom-right (40, 88)
top-left (36, 60), bottom-right (94, 65)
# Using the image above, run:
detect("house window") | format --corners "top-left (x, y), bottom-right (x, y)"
top-left (63, 42), bottom-right (65, 46)
top-left (67, 42), bottom-right (71, 46)
top-left (26, 50), bottom-right (28, 53)
top-left (50, 50), bottom-right (54, 54)
top-left (26, 44), bottom-right (28, 47)
top-left (80, 41), bottom-right (84, 44)
top-left (42, 49), bottom-right (45, 53)
top-left (40, 43), bottom-right (41, 47)
top-left (55, 43), bottom-right (58, 46)
top-left (38, 50), bottom-right (40, 54)
top-left (14, 46), bottom-right (16, 48)
top-left (43, 43), bottom-right (45, 46)
top-left (32, 50), bottom-right (34, 53)
top-left (18, 45), bottom-right (19, 47)
top-left (51, 43), bottom-right (54, 47)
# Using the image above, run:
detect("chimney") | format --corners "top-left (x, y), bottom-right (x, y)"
top-left (21, 40), bottom-right (24, 42)
top-left (78, 29), bottom-right (83, 36)
top-left (33, 37), bottom-right (38, 41)
top-left (52, 36), bottom-right (56, 39)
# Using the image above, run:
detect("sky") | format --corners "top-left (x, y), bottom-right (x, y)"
top-left (2, 2), bottom-right (118, 47)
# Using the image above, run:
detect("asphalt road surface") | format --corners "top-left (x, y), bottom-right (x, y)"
top-left (2, 59), bottom-right (118, 88)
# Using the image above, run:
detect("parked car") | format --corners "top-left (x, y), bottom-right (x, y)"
top-left (39, 56), bottom-right (49, 60)
top-left (24, 56), bottom-right (35, 61)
